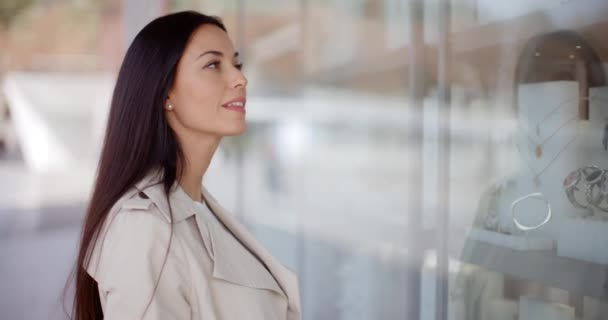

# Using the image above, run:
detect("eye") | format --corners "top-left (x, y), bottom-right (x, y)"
top-left (205, 61), bottom-right (220, 69)
top-left (234, 63), bottom-right (243, 70)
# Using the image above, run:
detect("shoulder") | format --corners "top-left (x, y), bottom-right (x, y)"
top-left (105, 189), bottom-right (169, 234)
top-left (85, 189), bottom-right (173, 278)
top-left (86, 190), bottom-right (193, 311)
top-left (121, 190), bottom-right (156, 211)
top-left (111, 193), bottom-right (167, 232)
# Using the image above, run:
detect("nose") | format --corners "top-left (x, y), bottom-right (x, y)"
top-left (231, 68), bottom-right (248, 89)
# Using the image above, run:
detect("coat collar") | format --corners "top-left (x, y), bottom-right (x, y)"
top-left (133, 169), bottom-right (196, 223)
top-left (133, 170), bottom-right (301, 317)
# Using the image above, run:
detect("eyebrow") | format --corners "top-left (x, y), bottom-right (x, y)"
top-left (196, 50), bottom-right (240, 60)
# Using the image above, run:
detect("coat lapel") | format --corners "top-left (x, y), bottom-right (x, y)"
top-left (202, 186), bottom-right (302, 317)
top-left (134, 170), bottom-right (301, 318)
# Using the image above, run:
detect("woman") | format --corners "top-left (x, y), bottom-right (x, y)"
top-left (69, 11), bottom-right (301, 320)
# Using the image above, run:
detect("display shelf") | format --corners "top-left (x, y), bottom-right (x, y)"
top-left (461, 239), bottom-right (608, 299)
top-left (468, 228), bottom-right (555, 251)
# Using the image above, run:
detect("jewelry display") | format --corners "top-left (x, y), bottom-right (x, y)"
top-left (458, 33), bottom-right (608, 320)
top-left (510, 193), bottom-right (552, 232)
top-left (515, 96), bottom-right (583, 185)
top-left (473, 180), bottom-right (555, 251)
top-left (517, 96), bottom-right (608, 185)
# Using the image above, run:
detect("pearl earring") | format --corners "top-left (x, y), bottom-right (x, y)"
top-left (166, 104), bottom-right (173, 111)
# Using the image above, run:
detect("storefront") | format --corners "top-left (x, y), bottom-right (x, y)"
top-left (176, 1), bottom-right (608, 319)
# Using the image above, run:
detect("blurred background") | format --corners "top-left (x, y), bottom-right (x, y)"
top-left (1, 0), bottom-right (608, 319)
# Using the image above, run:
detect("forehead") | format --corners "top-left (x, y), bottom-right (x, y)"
top-left (182, 24), bottom-right (235, 59)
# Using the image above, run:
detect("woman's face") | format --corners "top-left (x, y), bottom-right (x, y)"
top-left (166, 24), bottom-right (247, 139)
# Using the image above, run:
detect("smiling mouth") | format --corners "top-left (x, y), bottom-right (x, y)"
top-left (222, 99), bottom-right (246, 114)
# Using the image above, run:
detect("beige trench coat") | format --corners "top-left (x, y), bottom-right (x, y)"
top-left (86, 170), bottom-right (301, 319)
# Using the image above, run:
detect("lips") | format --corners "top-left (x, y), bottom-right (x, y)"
top-left (222, 97), bottom-right (246, 113)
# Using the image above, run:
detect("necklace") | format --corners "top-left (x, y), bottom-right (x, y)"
top-left (522, 96), bottom-right (578, 136)
top-left (516, 129), bottom-right (578, 186)
top-left (518, 115), bottom-right (578, 158)
top-left (520, 96), bottom-right (608, 136)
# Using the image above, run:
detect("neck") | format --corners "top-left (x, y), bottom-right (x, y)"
top-left (177, 133), bottom-right (221, 202)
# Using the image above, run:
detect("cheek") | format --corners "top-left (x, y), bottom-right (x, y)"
top-left (173, 76), bottom-right (227, 131)
top-left (186, 77), bottom-right (223, 107)
top-left (182, 77), bottom-right (224, 115)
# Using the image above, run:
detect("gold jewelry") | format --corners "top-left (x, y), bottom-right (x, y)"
top-left (518, 115), bottom-right (577, 159)
top-left (516, 132), bottom-right (578, 186)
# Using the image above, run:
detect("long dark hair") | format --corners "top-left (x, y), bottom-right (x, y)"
top-left (65, 11), bottom-right (226, 320)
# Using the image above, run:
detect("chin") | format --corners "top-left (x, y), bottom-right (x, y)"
top-left (222, 123), bottom-right (247, 136)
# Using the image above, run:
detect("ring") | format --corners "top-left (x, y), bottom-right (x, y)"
top-left (585, 170), bottom-right (604, 206)
top-left (563, 169), bottom-right (581, 189)
top-left (563, 166), bottom-right (608, 217)
top-left (582, 166), bottom-right (603, 182)
top-left (586, 177), bottom-right (604, 207)
top-left (581, 166), bottom-right (604, 210)
top-left (592, 174), bottom-right (608, 213)
top-left (563, 169), bottom-right (590, 210)
top-left (510, 192), bottom-right (552, 232)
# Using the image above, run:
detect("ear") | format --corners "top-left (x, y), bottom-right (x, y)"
top-left (165, 95), bottom-right (173, 111)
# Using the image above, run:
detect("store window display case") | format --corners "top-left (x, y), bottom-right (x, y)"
top-left (455, 2), bottom-right (608, 320)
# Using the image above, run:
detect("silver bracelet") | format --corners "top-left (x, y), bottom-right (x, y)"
top-left (510, 192), bottom-right (552, 232)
